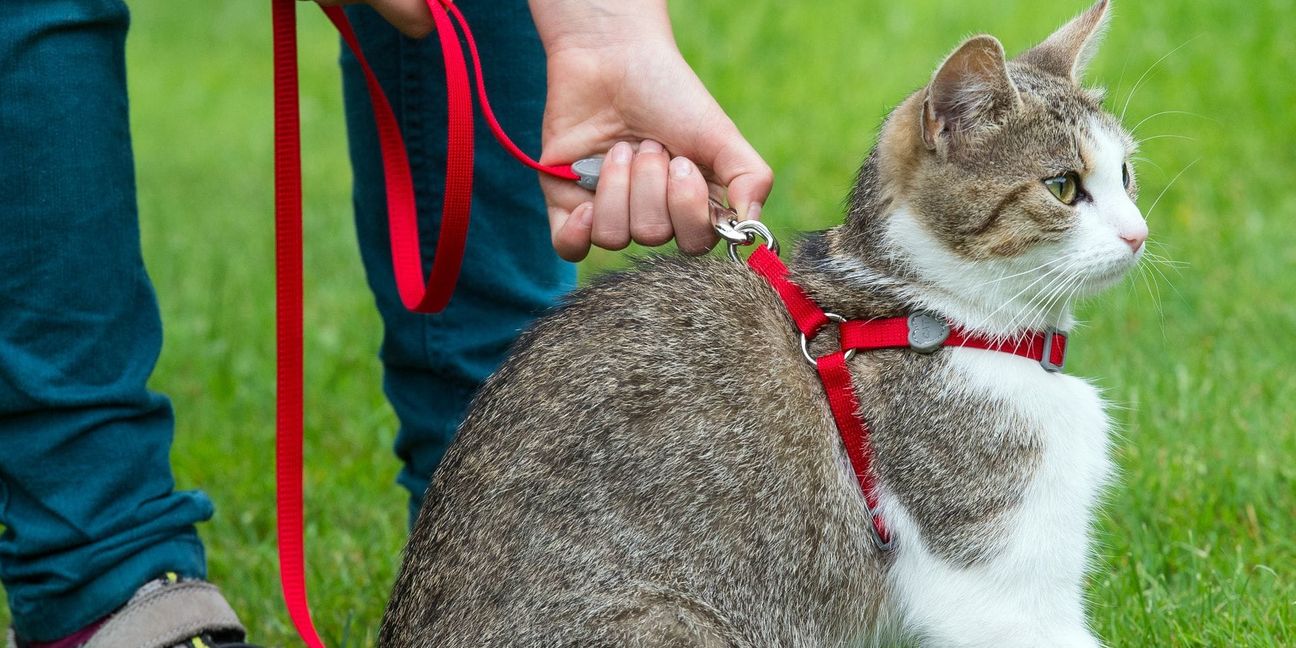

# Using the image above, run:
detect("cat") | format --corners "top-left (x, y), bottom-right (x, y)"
top-left (379, 1), bottom-right (1144, 646)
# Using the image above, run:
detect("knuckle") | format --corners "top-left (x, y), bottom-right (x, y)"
top-left (591, 231), bottom-right (630, 251)
top-left (632, 221), bottom-right (674, 247)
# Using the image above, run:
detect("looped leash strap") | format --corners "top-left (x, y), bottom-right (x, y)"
top-left (272, 1), bottom-right (580, 645)
top-left (322, 0), bottom-right (577, 314)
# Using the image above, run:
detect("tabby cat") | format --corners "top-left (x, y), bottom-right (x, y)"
top-left (381, 2), bottom-right (1145, 646)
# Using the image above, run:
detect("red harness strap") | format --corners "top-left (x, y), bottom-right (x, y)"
top-left (744, 246), bottom-right (1068, 549)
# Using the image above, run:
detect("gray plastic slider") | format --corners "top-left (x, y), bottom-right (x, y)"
top-left (571, 156), bottom-right (603, 191)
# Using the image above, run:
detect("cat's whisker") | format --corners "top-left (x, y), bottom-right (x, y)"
top-left (1120, 36), bottom-right (1201, 121)
top-left (1135, 134), bottom-right (1197, 145)
top-left (1129, 109), bottom-right (1217, 136)
top-left (1133, 262), bottom-right (1169, 342)
top-left (973, 260), bottom-right (1075, 335)
top-left (1012, 269), bottom-right (1069, 333)
top-left (963, 251), bottom-right (1089, 318)
top-left (1039, 259), bottom-right (1092, 327)
top-left (1040, 274), bottom-right (1086, 335)
top-left (1137, 263), bottom-right (1163, 316)
top-left (1142, 241), bottom-right (1187, 269)
top-left (964, 258), bottom-right (1069, 291)
top-left (1150, 266), bottom-right (1184, 285)
top-left (995, 256), bottom-right (1087, 339)
top-left (1024, 264), bottom-right (1087, 336)
top-left (1130, 156), bottom-right (1164, 175)
top-left (1141, 252), bottom-right (1187, 271)
top-left (1142, 254), bottom-right (1187, 304)
top-left (1143, 158), bottom-right (1200, 222)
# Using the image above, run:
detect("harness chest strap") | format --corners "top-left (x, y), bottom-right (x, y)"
top-left (743, 245), bottom-right (1068, 550)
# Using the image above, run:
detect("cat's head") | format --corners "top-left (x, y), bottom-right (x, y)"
top-left (851, 0), bottom-right (1145, 335)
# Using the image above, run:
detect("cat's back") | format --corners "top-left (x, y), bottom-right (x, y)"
top-left (379, 252), bottom-right (885, 647)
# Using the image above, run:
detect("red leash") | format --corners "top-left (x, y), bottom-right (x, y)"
top-left (272, 1), bottom-right (580, 644)
top-left (744, 245), bottom-right (1067, 549)
top-left (272, 0), bottom-right (1069, 639)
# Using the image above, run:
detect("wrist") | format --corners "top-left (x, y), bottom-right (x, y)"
top-left (528, 0), bottom-right (677, 55)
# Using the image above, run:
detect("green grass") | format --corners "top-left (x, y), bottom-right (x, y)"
top-left (3, 0), bottom-right (1293, 645)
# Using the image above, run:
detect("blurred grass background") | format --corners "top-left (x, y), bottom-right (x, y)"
top-left (3, 0), bottom-right (1293, 645)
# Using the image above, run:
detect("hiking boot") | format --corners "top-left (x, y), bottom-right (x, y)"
top-left (6, 573), bottom-right (261, 648)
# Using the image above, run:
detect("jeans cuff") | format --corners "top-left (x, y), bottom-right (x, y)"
top-left (9, 534), bottom-right (206, 642)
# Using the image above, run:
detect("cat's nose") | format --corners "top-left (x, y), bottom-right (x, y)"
top-left (1118, 218), bottom-right (1148, 253)
top-left (1120, 231), bottom-right (1147, 253)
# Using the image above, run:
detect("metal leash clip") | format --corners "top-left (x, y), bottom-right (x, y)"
top-left (572, 155), bottom-right (779, 263)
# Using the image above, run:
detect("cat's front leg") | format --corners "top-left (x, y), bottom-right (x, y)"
top-left (883, 507), bottom-right (1102, 648)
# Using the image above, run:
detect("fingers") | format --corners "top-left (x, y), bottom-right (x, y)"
top-left (311, 0), bottom-right (435, 39)
top-left (541, 140), bottom-right (739, 260)
top-left (550, 201), bottom-right (595, 262)
top-left (629, 141), bottom-right (672, 246)
top-left (541, 167), bottom-right (596, 261)
top-left (591, 142), bottom-right (633, 251)
top-left (666, 157), bottom-right (716, 255)
top-left (592, 140), bottom-right (712, 255)
top-left (367, 0), bottom-right (435, 39)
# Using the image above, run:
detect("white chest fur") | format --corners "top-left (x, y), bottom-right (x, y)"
top-left (878, 347), bottom-right (1113, 648)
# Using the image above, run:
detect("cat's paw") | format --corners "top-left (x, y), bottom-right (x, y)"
top-left (1048, 630), bottom-right (1103, 648)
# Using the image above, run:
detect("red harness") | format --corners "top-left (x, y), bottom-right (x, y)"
top-left (743, 245), bottom-right (1068, 549)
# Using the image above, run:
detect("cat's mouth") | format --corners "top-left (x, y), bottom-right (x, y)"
top-left (1080, 257), bottom-right (1139, 292)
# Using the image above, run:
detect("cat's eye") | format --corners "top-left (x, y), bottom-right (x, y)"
top-left (1043, 172), bottom-right (1081, 205)
top-left (1122, 162), bottom-right (1132, 189)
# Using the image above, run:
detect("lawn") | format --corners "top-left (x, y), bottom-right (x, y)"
top-left (2, 0), bottom-right (1292, 645)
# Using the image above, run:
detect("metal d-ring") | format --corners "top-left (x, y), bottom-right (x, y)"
top-left (724, 219), bottom-right (780, 263)
top-left (866, 509), bottom-right (895, 552)
top-left (799, 313), bottom-right (857, 367)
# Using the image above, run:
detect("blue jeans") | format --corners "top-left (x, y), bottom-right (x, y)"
top-left (0, 0), bottom-right (570, 641)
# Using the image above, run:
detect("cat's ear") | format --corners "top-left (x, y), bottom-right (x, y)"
top-left (1017, 0), bottom-right (1111, 81)
top-left (922, 35), bottom-right (1021, 150)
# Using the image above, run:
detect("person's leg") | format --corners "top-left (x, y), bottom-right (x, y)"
top-left (340, 2), bottom-right (575, 523)
top-left (0, 0), bottom-right (213, 641)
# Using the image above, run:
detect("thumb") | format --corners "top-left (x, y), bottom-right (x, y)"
top-left (695, 124), bottom-right (774, 221)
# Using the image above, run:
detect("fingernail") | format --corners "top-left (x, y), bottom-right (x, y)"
top-left (611, 142), bottom-right (633, 164)
top-left (670, 157), bottom-right (693, 178)
top-left (575, 202), bottom-right (594, 227)
top-left (639, 140), bottom-right (663, 155)
top-left (745, 201), bottom-right (763, 221)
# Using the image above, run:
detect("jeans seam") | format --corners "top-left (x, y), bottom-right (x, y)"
top-left (394, 32), bottom-right (444, 372)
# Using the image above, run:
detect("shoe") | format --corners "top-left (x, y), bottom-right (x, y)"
top-left (6, 573), bottom-right (261, 648)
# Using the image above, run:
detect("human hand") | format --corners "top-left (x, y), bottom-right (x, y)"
top-left (530, 1), bottom-right (774, 261)
top-left (308, 0), bottom-right (434, 38)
